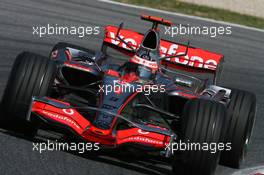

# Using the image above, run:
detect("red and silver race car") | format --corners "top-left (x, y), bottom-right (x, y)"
top-left (1, 15), bottom-right (256, 175)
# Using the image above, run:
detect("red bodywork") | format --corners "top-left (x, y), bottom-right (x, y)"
top-left (32, 98), bottom-right (171, 148)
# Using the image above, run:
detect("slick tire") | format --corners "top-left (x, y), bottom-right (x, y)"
top-left (172, 99), bottom-right (227, 175)
top-left (220, 89), bottom-right (256, 168)
top-left (1, 52), bottom-right (56, 136)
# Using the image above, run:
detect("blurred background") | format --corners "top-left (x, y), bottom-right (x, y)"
top-left (116, 0), bottom-right (264, 29)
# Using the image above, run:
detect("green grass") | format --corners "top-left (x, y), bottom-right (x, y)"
top-left (115, 0), bottom-right (264, 29)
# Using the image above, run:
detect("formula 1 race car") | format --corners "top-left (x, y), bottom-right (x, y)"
top-left (1, 15), bottom-right (256, 175)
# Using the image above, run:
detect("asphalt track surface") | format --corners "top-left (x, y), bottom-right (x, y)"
top-left (0, 0), bottom-right (263, 175)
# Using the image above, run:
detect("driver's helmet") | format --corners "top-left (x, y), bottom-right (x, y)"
top-left (127, 54), bottom-right (158, 80)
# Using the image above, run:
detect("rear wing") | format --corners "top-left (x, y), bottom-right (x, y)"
top-left (103, 25), bottom-right (224, 73)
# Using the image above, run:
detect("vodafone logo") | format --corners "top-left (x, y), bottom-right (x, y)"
top-left (138, 129), bottom-right (149, 134)
top-left (42, 110), bottom-right (80, 129)
top-left (106, 30), bottom-right (221, 70)
top-left (62, 109), bottom-right (74, 115)
top-left (124, 136), bottom-right (163, 145)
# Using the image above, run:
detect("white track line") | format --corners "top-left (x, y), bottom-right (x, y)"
top-left (98, 0), bottom-right (264, 33)
top-left (231, 165), bottom-right (264, 175)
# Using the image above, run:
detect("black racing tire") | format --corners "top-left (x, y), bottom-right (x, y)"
top-left (1, 52), bottom-right (57, 135)
top-left (219, 89), bottom-right (256, 168)
top-left (172, 99), bottom-right (227, 175)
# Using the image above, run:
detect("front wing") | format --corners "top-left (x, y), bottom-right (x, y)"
top-left (29, 97), bottom-right (172, 149)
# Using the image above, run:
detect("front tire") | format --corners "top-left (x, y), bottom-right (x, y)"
top-left (172, 99), bottom-right (227, 175)
top-left (220, 89), bottom-right (256, 168)
top-left (1, 52), bottom-right (57, 136)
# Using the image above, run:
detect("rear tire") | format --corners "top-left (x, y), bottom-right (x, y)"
top-left (220, 89), bottom-right (256, 168)
top-left (172, 99), bottom-right (227, 175)
top-left (1, 52), bottom-right (57, 136)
